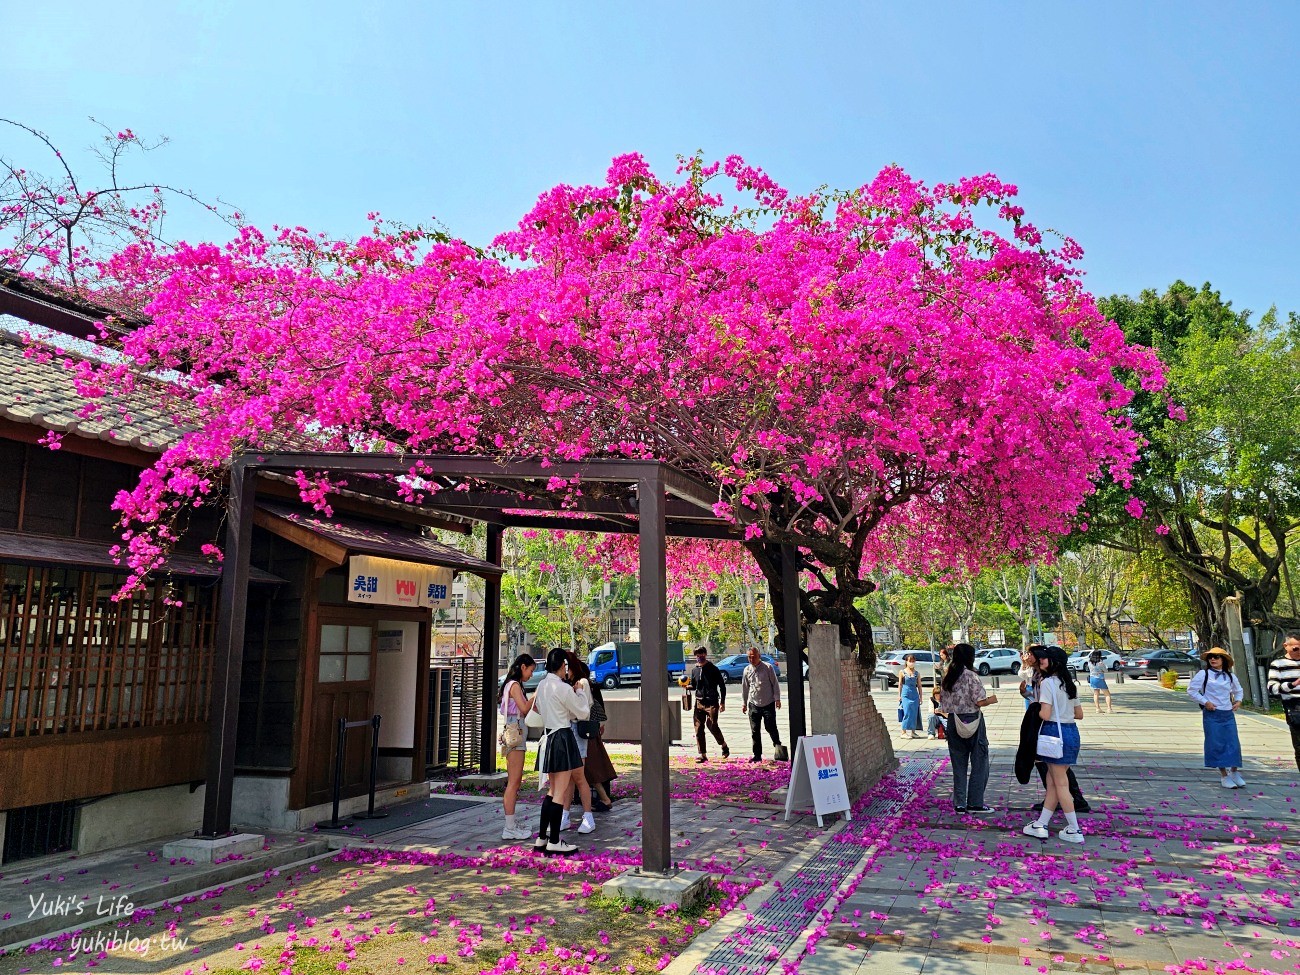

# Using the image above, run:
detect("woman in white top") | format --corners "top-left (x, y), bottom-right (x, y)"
top-left (557, 652), bottom-right (596, 836)
top-left (1187, 647), bottom-right (1245, 789)
top-left (497, 653), bottom-right (536, 841)
top-left (530, 648), bottom-right (591, 856)
top-left (1022, 646), bottom-right (1086, 845)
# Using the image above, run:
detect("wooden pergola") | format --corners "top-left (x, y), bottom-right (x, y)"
top-left (202, 451), bottom-right (809, 875)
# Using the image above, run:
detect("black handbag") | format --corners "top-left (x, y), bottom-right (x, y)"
top-left (575, 719), bottom-right (597, 739)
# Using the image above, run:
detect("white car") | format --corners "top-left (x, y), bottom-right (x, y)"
top-left (1067, 649), bottom-right (1124, 674)
top-left (973, 647), bottom-right (1021, 676)
top-left (873, 650), bottom-right (938, 686)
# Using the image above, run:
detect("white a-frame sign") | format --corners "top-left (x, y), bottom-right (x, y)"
top-left (784, 734), bottom-right (853, 826)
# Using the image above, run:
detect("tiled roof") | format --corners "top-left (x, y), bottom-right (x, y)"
top-left (0, 323), bottom-right (187, 453)
top-left (259, 503), bottom-right (503, 576)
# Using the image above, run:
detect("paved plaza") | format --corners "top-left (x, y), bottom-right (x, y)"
top-left (2, 681), bottom-right (1299, 974)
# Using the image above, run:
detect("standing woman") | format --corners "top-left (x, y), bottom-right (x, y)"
top-left (584, 674), bottom-right (618, 810)
top-left (898, 655), bottom-right (923, 739)
top-left (1187, 647), bottom-right (1245, 789)
top-left (558, 652), bottom-right (596, 834)
top-left (530, 648), bottom-right (591, 855)
top-left (1022, 646), bottom-right (1085, 844)
top-left (938, 643), bottom-right (998, 815)
top-left (1087, 651), bottom-right (1113, 714)
top-left (498, 653), bottom-right (536, 841)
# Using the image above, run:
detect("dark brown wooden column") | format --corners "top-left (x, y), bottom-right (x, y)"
top-left (202, 460), bottom-right (256, 836)
top-left (638, 470), bottom-right (671, 874)
top-left (479, 524), bottom-right (504, 775)
top-left (782, 543), bottom-right (807, 742)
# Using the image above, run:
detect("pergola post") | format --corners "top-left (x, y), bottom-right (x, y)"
top-left (638, 471), bottom-right (672, 874)
top-left (201, 461), bottom-right (256, 837)
top-left (781, 543), bottom-right (807, 742)
top-left (479, 524), bottom-right (504, 774)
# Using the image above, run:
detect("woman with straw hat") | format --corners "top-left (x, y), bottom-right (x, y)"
top-left (1187, 647), bottom-right (1245, 789)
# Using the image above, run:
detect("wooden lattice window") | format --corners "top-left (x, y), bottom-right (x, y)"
top-left (0, 564), bottom-right (218, 737)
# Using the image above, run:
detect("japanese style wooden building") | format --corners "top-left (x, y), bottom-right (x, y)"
top-left (0, 279), bottom-right (503, 862)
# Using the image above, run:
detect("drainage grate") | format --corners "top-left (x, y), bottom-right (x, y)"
top-left (697, 757), bottom-right (941, 975)
top-left (2, 800), bottom-right (77, 864)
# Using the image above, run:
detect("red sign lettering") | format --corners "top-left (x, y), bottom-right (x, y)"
top-left (813, 745), bottom-right (837, 768)
top-left (395, 579), bottom-right (416, 597)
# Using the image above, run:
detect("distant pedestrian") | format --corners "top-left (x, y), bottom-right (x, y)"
top-left (741, 647), bottom-right (784, 762)
top-left (1021, 646), bottom-right (1086, 845)
top-left (1018, 647), bottom-right (1037, 711)
top-left (531, 648), bottom-right (590, 856)
top-left (935, 644), bottom-right (952, 687)
top-left (1087, 650), bottom-right (1114, 714)
top-left (938, 643), bottom-right (998, 815)
top-left (1267, 632), bottom-right (1300, 771)
top-left (1189, 647), bottom-right (1245, 789)
top-left (898, 655), bottom-right (923, 739)
top-left (498, 653), bottom-right (536, 841)
top-left (683, 647), bottom-right (730, 762)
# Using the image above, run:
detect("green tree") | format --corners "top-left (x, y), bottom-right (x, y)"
top-left (1091, 281), bottom-right (1300, 646)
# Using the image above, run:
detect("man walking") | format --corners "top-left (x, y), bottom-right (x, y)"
top-left (741, 646), bottom-right (784, 762)
top-left (1267, 632), bottom-right (1300, 771)
top-left (683, 647), bottom-right (730, 762)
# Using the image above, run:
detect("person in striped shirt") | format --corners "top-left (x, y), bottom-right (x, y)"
top-left (1266, 632), bottom-right (1300, 771)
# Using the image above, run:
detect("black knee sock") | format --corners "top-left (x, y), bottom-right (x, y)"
top-left (537, 796), bottom-right (553, 838)
top-left (548, 799), bottom-right (565, 843)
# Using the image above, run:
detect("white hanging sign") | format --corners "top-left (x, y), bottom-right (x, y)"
top-left (784, 734), bottom-right (852, 826)
top-left (347, 555), bottom-right (453, 609)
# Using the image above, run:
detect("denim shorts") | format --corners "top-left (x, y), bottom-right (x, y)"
top-left (1038, 722), bottom-right (1081, 765)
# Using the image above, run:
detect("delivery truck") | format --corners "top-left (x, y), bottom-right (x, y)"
top-left (587, 640), bottom-right (686, 688)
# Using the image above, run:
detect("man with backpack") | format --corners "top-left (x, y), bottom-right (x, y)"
top-left (684, 646), bottom-right (730, 763)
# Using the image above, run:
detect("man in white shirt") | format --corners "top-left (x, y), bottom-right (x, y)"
top-left (740, 647), bottom-right (783, 763)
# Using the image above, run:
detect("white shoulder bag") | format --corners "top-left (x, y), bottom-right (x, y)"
top-left (1035, 682), bottom-right (1065, 759)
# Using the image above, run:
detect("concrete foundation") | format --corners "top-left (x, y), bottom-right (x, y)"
top-left (602, 868), bottom-right (713, 910)
top-left (75, 783), bottom-right (206, 855)
top-left (162, 832), bottom-right (264, 863)
top-left (456, 771), bottom-right (509, 791)
top-left (808, 623), bottom-right (897, 801)
top-left (231, 775), bottom-right (431, 831)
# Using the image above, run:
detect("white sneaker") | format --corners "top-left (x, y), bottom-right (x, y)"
top-left (501, 826), bottom-right (532, 841)
top-left (1231, 772), bottom-right (1246, 788)
top-left (1022, 822), bottom-right (1049, 839)
top-left (560, 812), bottom-right (573, 830)
top-left (1058, 827), bottom-right (1085, 844)
top-left (577, 814), bottom-right (596, 834)
top-left (545, 840), bottom-right (577, 855)
top-left (1221, 776), bottom-right (1237, 790)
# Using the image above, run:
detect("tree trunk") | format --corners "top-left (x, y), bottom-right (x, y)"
top-left (746, 540), bottom-right (878, 674)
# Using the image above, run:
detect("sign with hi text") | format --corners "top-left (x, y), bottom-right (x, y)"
top-left (347, 555), bottom-right (453, 610)
top-left (784, 734), bottom-right (852, 826)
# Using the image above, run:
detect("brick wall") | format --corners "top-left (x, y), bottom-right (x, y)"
top-left (808, 623), bottom-right (897, 800)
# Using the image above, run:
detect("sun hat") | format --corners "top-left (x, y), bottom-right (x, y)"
top-left (1201, 646), bottom-right (1233, 663)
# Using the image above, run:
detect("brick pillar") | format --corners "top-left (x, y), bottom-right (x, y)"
top-left (808, 623), bottom-right (897, 800)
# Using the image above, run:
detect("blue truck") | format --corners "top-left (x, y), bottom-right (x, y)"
top-left (587, 640), bottom-right (686, 688)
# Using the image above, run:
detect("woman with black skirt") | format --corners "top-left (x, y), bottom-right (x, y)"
top-left (531, 648), bottom-right (591, 855)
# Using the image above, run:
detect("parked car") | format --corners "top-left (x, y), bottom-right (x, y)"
top-left (1066, 649), bottom-right (1125, 674)
top-left (873, 650), bottom-right (939, 686)
top-left (973, 647), bottom-right (1021, 676)
top-left (496, 668), bottom-right (545, 694)
top-left (715, 653), bottom-right (781, 683)
top-left (1121, 648), bottom-right (1201, 679)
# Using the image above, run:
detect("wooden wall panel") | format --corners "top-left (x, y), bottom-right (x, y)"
top-left (0, 724), bottom-right (207, 808)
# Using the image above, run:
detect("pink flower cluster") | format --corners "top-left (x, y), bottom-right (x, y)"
top-left (14, 153), bottom-right (1164, 591)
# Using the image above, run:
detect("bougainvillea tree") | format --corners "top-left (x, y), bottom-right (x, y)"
top-left (3, 135), bottom-right (1165, 670)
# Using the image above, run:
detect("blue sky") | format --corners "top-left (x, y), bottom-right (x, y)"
top-left (4, 2), bottom-right (1298, 316)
